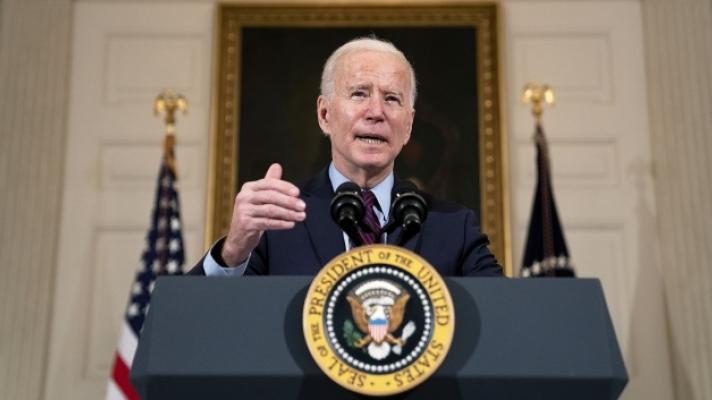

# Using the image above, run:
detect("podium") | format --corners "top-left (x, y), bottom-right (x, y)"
top-left (131, 277), bottom-right (627, 399)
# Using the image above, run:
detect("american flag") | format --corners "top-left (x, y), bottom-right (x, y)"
top-left (520, 123), bottom-right (575, 277)
top-left (106, 145), bottom-right (185, 399)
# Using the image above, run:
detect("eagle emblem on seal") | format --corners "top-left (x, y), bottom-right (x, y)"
top-left (345, 279), bottom-right (417, 360)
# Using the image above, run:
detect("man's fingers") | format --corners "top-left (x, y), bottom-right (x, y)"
top-left (250, 190), bottom-right (306, 211)
top-left (249, 178), bottom-right (300, 197)
top-left (242, 163), bottom-right (298, 196)
top-left (264, 163), bottom-right (283, 180)
top-left (247, 204), bottom-right (306, 222)
top-left (249, 218), bottom-right (296, 231)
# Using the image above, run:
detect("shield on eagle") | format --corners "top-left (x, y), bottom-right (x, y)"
top-left (345, 279), bottom-right (412, 360)
top-left (369, 315), bottom-right (388, 343)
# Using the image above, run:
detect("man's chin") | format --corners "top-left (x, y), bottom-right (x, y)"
top-left (354, 159), bottom-right (394, 174)
top-left (333, 152), bottom-right (395, 175)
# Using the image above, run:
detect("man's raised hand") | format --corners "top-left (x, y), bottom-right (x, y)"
top-left (220, 163), bottom-right (306, 266)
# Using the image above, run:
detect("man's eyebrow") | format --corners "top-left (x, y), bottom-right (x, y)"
top-left (348, 83), bottom-right (372, 91)
top-left (383, 90), bottom-right (404, 98)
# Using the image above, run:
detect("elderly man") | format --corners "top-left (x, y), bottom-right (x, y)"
top-left (190, 37), bottom-right (502, 277)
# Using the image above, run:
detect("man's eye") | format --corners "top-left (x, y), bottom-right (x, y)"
top-left (351, 91), bottom-right (367, 98)
top-left (386, 96), bottom-right (402, 105)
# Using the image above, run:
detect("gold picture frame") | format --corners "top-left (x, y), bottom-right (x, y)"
top-left (206, 3), bottom-right (510, 274)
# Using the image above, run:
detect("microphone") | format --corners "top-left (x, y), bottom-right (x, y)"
top-left (330, 181), bottom-right (365, 246)
top-left (388, 181), bottom-right (428, 239)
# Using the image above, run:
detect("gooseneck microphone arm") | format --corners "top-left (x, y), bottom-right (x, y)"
top-left (330, 181), bottom-right (366, 247)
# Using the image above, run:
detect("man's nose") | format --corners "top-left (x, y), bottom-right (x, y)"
top-left (364, 95), bottom-right (385, 122)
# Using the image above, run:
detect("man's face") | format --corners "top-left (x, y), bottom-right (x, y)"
top-left (317, 50), bottom-right (415, 180)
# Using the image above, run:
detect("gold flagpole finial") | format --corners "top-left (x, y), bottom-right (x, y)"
top-left (521, 82), bottom-right (555, 124)
top-left (154, 89), bottom-right (188, 174)
top-left (154, 89), bottom-right (188, 135)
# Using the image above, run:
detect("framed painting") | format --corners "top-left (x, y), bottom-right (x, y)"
top-left (206, 3), bottom-right (510, 272)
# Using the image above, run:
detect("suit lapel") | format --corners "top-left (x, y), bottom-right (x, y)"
top-left (386, 225), bottom-right (420, 252)
top-left (302, 169), bottom-right (345, 266)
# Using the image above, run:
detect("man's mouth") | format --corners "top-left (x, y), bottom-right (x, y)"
top-left (355, 134), bottom-right (387, 144)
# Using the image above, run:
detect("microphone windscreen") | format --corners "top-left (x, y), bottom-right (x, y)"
top-left (393, 179), bottom-right (418, 195)
top-left (330, 180), bottom-right (365, 246)
top-left (335, 181), bottom-right (360, 194)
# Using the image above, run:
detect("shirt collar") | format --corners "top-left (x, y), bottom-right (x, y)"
top-left (328, 162), bottom-right (393, 220)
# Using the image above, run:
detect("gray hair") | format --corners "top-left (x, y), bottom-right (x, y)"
top-left (320, 37), bottom-right (417, 107)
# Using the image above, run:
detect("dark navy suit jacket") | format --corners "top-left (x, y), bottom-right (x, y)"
top-left (190, 168), bottom-right (502, 277)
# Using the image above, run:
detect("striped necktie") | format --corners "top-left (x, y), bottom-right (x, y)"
top-left (358, 189), bottom-right (382, 245)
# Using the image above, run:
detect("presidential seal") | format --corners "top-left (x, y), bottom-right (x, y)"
top-left (303, 244), bottom-right (455, 396)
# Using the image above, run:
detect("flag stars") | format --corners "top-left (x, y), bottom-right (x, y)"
top-left (557, 255), bottom-right (568, 268)
top-left (171, 217), bottom-right (180, 230)
top-left (127, 303), bottom-right (140, 317)
top-left (131, 282), bottom-right (143, 295)
top-left (169, 239), bottom-right (180, 253)
top-left (167, 260), bottom-right (179, 274)
top-left (531, 262), bottom-right (542, 275)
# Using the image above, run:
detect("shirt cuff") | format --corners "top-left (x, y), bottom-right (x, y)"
top-left (202, 239), bottom-right (250, 277)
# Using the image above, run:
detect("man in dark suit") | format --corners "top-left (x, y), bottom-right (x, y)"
top-left (190, 37), bottom-right (502, 277)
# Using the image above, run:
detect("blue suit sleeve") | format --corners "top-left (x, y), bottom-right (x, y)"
top-left (459, 209), bottom-right (504, 277)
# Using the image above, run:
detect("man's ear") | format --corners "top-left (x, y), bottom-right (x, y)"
top-left (317, 95), bottom-right (330, 135)
top-left (404, 107), bottom-right (415, 145)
